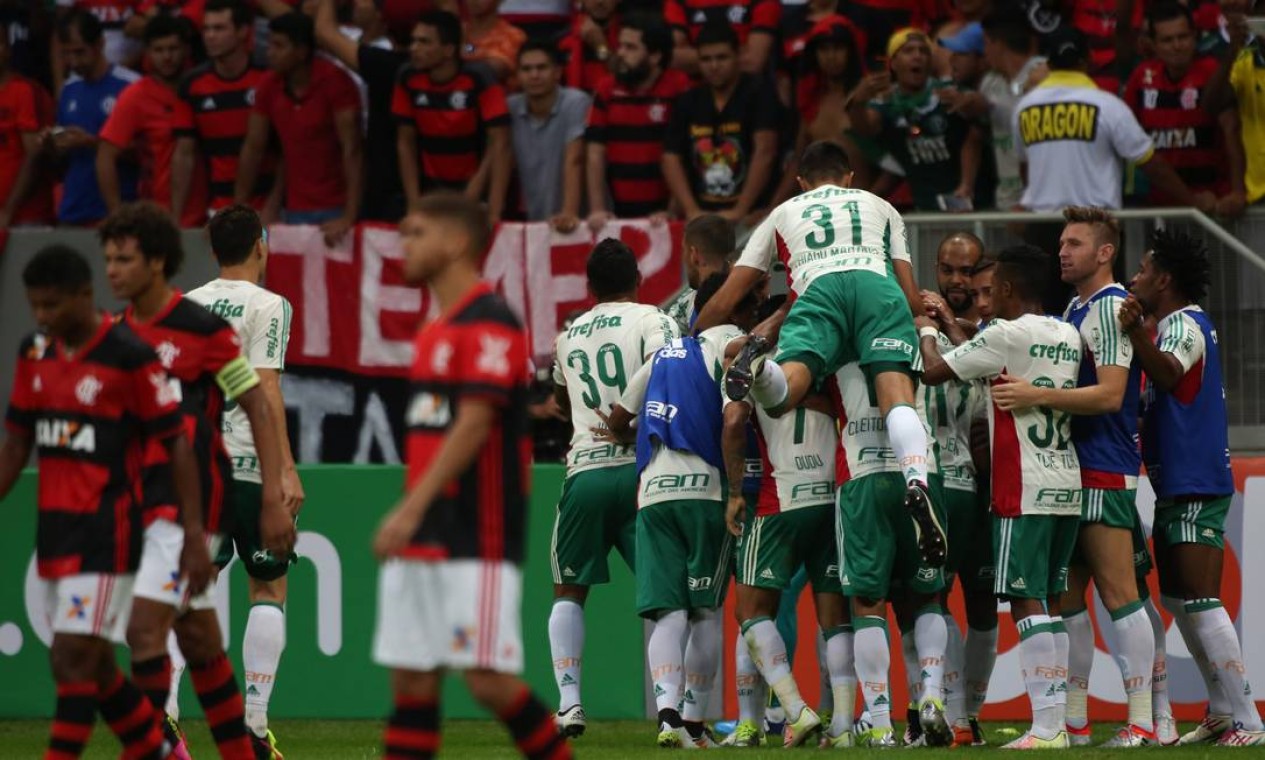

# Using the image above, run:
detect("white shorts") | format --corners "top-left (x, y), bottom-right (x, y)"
top-left (133, 519), bottom-right (223, 613)
top-left (42, 573), bottom-right (135, 644)
top-left (373, 559), bottom-right (524, 674)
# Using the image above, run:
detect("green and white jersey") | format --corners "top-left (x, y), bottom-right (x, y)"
top-left (919, 333), bottom-right (979, 491)
top-left (835, 362), bottom-right (904, 480)
top-left (186, 278), bottom-right (292, 484)
top-left (736, 185), bottom-right (910, 297)
top-left (552, 301), bottom-right (678, 477)
top-left (753, 405), bottom-right (837, 512)
top-left (942, 314), bottom-right (1083, 517)
top-left (665, 287), bottom-right (696, 336)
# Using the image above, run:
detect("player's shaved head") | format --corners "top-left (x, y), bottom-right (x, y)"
top-left (414, 192), bottom-right (491, 260)
top-left (996, 244), bottom-right (1051, 309)
top-left (937, 232), bottom-right (984, 261)
top-left (587, 238), bottom-right (640, 299)
top-left (798, 140), bottom-right (852, 187)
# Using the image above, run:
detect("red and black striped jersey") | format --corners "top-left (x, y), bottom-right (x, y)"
top-left (173, 62), bottom-right (276, 211)
top-left (403, 282), bottom-right (531, 564)
top-left (391, 66), bottom-right (510, 191)
top-left (559, 14), bottom-right (622, 94)
top-left (663, 0), bottom-right (781, 46)
top-left (1124, 57), bottom-right (1227, 201)
top-left (123, 293), bottom-right (258, 535)
top-left (585, 69), bottom-right (692, 217)
top-left (1070, 0), bottom-right (1144, 93)
top-left (5, 318), bottom-right (183, 579)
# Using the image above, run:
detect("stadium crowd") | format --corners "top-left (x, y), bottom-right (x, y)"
top-left (1, 0), bottom-right (1264, 234)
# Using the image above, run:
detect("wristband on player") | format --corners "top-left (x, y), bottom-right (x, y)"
top-left (918, 326), bottom-right (940, 340)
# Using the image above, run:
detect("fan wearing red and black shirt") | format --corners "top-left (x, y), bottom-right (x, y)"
top-left (393, 11), bottom-right (512, 223)
top-left (99, 202), bottom-right (298, 760)
top-left (557, 0), bottom-right (621, 93)
top-left (585, 14), bottom-right (692, 228)
top-left (371, 194), bottom-right (572, 760)
top-left (237, 11), bottom-right (362, 247)
top-left (663, 0), bottom-right (780, 74)
top-left (0, 31), bottom-right (55, 229)
top-left (0, 245), bottom-right (193, 760)
top-left (98, 15), bottom-right (209, 228)
top-left (1124, 2), bottom-right (1247, 215)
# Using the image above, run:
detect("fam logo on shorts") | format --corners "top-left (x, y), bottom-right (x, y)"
top-left (67, 595), bottom-right (91, 620)
top-left (687, 576), bottom-right (713, 591)
top-left (452, 626), bottom-right (475, 653)
top-left (916, 567), bottom-right (938, 582)
top-left (870, 337), bottom-right (913, 356)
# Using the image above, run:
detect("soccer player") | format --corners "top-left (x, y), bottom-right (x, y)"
top-left (919, 244), bottom-right (1084, 749)
top-left (371, 194), bottom-right (571, 760)
top-left (665, 214), bottom-right (735, 335)
top-left (1121, 231), bottom-right (1265, 746)
top-left (992, 206), bottom-right (1157, 747)
top-left (702, 140), bottom-right (942, 569)
top-left (186, 204), bottom-right (304, 756)
top-left (0, 245), bottom-right (189, 759)
top-left (547, 238), bottom-right (678, 736)
top-left (102, 201), bottom-right (297, 760)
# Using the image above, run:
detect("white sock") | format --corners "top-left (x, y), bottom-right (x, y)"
top-left (1108, 601), bottom-right (1155, 733)
top-left (854, 617), bottom-right (893, 730)
top-left (885, 404), bottom-right (929, 485)
top-left (1143, 597), bottom-right (1171, 719)
top-left (1050, 616), bottom-right (1069, 727)
top-left (243, 604), bottom-right (286, 738)
top-left (166, 630), bottom-right (186, 720)
top-left (1188, 599), bottom-right (1264, 731)
top-left (963, 626), bottom-right (998, 719)
top-left (682, 609), bottom-right (722, 722)
top-left (548, 598), bottom-right (584, 711)
top-left (1064, 608), bottom-right (1094, 730)
top-left (649, 610), bottom-right (688, 713)
top-left (817, 629), bottom-right (834, 713)
top-left (741, 617), bottom-right (807, 720)
top-left (901, 628), bottom-right (922, 706)
top-left (1016, 614), bottom-right (1060, 739)
top-left (1162, 594), bottom-right (1230, 715)
top-left (943, 613), bottom-right (966, 725)
top-left (825, 626), bottom-right (857, 736)
top-left (750, 359), bottom-right (789, 409)
top-left (735, 633), bottom-right (766, 723)
top-left (915, 608), bottom-right (948, 702)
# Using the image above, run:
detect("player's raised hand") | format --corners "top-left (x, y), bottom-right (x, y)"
top-left (1118, 295), bottom-right (1146, 335)
top-left (180, 531), bottom-right (213, 597)
top-left (990, 374), bottom-right (1040, 411)
top-left (373, 505), bottom-right (422, 560)
top-left (725, 495), bottom-right (746, 537)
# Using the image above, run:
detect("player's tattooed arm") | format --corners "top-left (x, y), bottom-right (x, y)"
top-left (1119, 295), bottom-right (1184, 392)
top-left (721, 401), bottom-right (752, 537)
top-left (0, 433), bottom-right (33, 502)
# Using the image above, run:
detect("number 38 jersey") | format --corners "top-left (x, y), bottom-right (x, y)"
top-left (942, 314), bottom-right (1084, 518)
top-left (553, 302), bottom-right (678, 476)
top-left (736, 185), bottom-right (910, 296)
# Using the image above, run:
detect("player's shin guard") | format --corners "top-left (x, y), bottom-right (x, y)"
top-left (384, 694), bottom-right (439, 760)
top-left (853, 616), bottom-right (893, 730)
top-left (242, 603), bottom-right (286, 739)
top-left (816, 629), bottom-right (834, 713)
top-left (1107, 600), bottom-right (1156, 733)
top-left (943, 613), bottom-right (966, 725)
top-left (749, 360), bottom-right (789, 410)
top-left (735, 633), bottom-right (766, 723)
top-left (1187, 598), bottom-right (1264, 730)
top-left (1016, 615), bottom-right (1060, 739)
top-left (46, 681), bottom-right (96, 760)
top-left (1143, 598), bottom-right (1171, 718)
top-left (498, 687), bottom-right (574, 760)
top-left (1050, 616), bottom-right (1069, 726)
top-left (98, 669), bottom-right (166, 760)
top-left (914, 605), bottom-right (948, 702)
top-left (166, 632), bottom-right (186, 720)
top-left (885, 405), bottom-right (929, 486)
top-left (900, 626), bottom-right (922, 705)
top-left (963, 626), bottom-right (998, 720)
top-left (682, 609), bottom-right (722, 724)
top-left (825, 625), bottom-right (857, 736)
top-left (648, 610), bottom-right (688, 714)
top-left (131, 654), bottom-right (171, 714)
top-left (189, 653), bottom-right (254, 759)
top-left (548, 598), bottom-right (584, 712)
top-left (1063, 608), bottom-right (1093, 731)
top-left (1162, 594), bottom-right (1231, 715)
top-left (742, 617), bottom-right (807, 720)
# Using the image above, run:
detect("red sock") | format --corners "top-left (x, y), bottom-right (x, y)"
top-left (498, 687), bottom-right (572, 760)
top-left (46, 681), bottom-right (97, 760)
top-left (189, 653), bottom-right (253, 760)
top-left (384, 694), bottom-right (440, 759)
top-left (98, 669), bottom-right (166, 760)
top-left (131, 654), bottom-right (172, 712)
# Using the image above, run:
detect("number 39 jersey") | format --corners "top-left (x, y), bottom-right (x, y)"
top-left (942, 314), bottom-right (1084, 518)
top-left (553, 302), bottom-right (678, 476)
top-left (736, 185), bottom-right (911, 296)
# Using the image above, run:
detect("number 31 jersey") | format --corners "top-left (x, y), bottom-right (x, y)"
top-left (942, 314), bottom-right (1083, 518)
top-left (553, 302), bottom-right (678, 476)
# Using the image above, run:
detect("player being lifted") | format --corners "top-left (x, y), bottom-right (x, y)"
top-left (186, 204), bottom-right (304, 757)
top-left (697, 140), bottom-right (943, 568)
top-left (547, 238), bottom-right (678, 736)
top-left (993, 207), bottom-right (1158, 747)
top-left (919, 244), bottom-right (1084, 749)
top-left (1121, 231), bottom-right (1265, 747)
top-left (1, 247), bottom-right (191, 760)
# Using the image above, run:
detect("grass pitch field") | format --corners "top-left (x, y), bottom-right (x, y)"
top-left (2, 719), bottom-right (1265, 757)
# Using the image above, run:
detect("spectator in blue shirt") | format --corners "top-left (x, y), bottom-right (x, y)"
top-left (46, 9), bottom-right (139, 225)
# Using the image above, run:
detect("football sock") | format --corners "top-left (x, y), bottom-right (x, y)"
top-left (1016, 614), bottom-right (1060, 740)
top-left (900, 625), bottom-right (923, 704)
top-left (189, 653), bottom-right (254, 759)
top-left (497, 686), bottom-right (573, 760)
top-left (1162, 594), bottom-right (1230, 715)
top-left (384, 694), bottom-right (439, 760)
top-left (816, 629), bottom-right (834, 713)
top-left (1188, 598), bottom-right (1264, 730)
top-left (166, 631), bottom-right (185, 720)
top-left (943, 613), bottom-right (966, 725)
top-left (825, 625), bottom-right (857, 736)
top-left (963, 625), bottom-right (998, 720)
top-left (750, 360), bottom-right (789, 410)
top-left (1050, 616), bottom-right (1069, 726)
top-left (648, 610), bottom-right (688, 713)
top-left (47, 681), bottom-right (96, 760)
top-left (1063, 607), bottom-right (1093, 730)
top-left (97, 668), bottom-right (165, 759)
top-left (885, 404), bottom-right (929, 485)
top-left (741, 617), bottom-right (807, 721)
top-left (1143, 597), bottom-right (1171, 718)
top-left (914, 606), bottom-right (948, 703)
top-left (131, 654), bottom-right (171, 716)
top-left (548, 598), bottom-right (584, 712)
top-left (681, 609), bottom-right (721, 723)
top-left (1108, 600), bottom-right (1155, 732)
top-left (734, 633), bottom-right (766, 723)
top-left (243, 603), bottom-right (285, 739)
top-left (853, 616), bottom-right (892, 730)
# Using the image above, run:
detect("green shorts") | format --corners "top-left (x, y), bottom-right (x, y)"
top-left (993, 514), bottom-right (1079, 600)
top-left (776, 269), bottom-right (917, 383)
top-left (946, 486), bottom-right (994, 593)
top-left (736, 503), bottom-right (840, 594)
top-left (550, 464), bottom-right (638, 586)
top-left (1154, 496), bottom-right (1231, 550)
top-left (1131, 509), bottom-right (1154, 577)
top-left (1080, 487), bottom-right (1137, 529)
top-left (214, 479), bottom-right (295, 582)
top-left (635, 499), bottom-right (734, 618)
top-left (838, 472), bottom-right (945, 600)
top-left (729, 493), bottom-right (759, 578)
